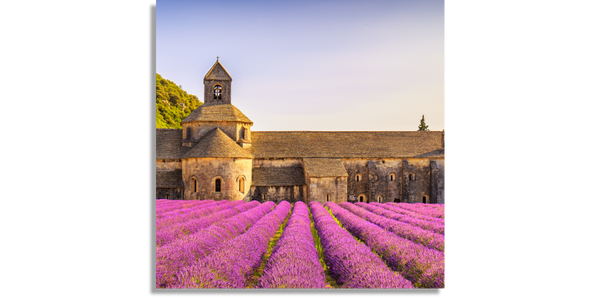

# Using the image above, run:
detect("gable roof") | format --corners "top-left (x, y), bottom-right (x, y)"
top-left (183, 128), bottom-right (253, 159)
top-left (181, 104), bottom-right (253, 124)
top-left (156, 129), bottom-right (183, 160)
top-left (303, 158), bottom-right (348, 177)
top-left (204, 60), bottom-right (232, 81)
top-left (251, 131), bottom-right (444, 159)
top-left (252, 167), bottom-right (306, 186)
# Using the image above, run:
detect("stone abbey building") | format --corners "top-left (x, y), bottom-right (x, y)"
top-left (156, 60), bottom-right (444, 204)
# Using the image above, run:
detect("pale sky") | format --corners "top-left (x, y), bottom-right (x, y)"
top-left (157, 0), bottom-right (444, 131)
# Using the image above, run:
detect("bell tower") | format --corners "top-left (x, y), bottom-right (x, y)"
top-left (203, 58), bottom-right (232, 106)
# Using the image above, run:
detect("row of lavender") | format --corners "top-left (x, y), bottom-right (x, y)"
top-left (155, 200), bottom-right (444, 289)
top-left (156, 201), bottom-right (261, 246)
top-left (156, 201), bottom-right (277, 287)
top-left (326, 202), bottom-right (444, 288)
top-left (388, 202), bottom-right (445, 219)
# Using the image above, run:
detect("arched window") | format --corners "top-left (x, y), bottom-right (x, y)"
top-left (186, 127), bottom-right (191, 140)
top-left (191, 177), bottom-right (197, 193)
top-left (215, 178), bottom-right (222, 192)
top-left (374, 174), bottom-right (379, 181)
top-left (213, 85), bottom-right (222, 100)
top-left (263, 193), bottom-right (267, 201)
top-left (239, 127), bottom-right (246, 140)
top-left (291, 192), bottom-right (295, 201)
top-left (358, 195), bottom-right (365, 202)
top-left (377, 196), bottom-right (383, 203)
top-left (239, 177), bottom-right (245, 192)
top-left (326, 194), bottom-right (331, 202)
top-left (423, 196), bottom-right (427, 204)
top-left (165, 193), bottom-right (169, 199)
top-left (409, 173), bottom-right (415, 181)
top-left (355, 174), bottom-right (361, 182)
top-left (390, 173), bottom-right (396, 181)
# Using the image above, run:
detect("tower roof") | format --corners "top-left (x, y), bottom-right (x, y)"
top-left (204, 59), bottom-right (232, 81)
top-left (183, 127), bottom-right (253, 159)
top-left (181, 104), bottom-right (253, 124)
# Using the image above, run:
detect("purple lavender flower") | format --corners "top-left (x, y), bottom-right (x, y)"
top-left (174, 202), bottom-right (292, 288)
top-left (257, 202), bottom-right (327, 288)
top-left (387, 203), bottom-right (444, 219)
top-left (310, 202), bottom-right (414, 289)
top-left (341, 202), bottom-right (444, 252)
top-left (156, 202), bottom-right (276, 288)
top-left (356, 202), bottom-right (444, 235)
top-left (326, 202), bottom-right (444, 288)
top-left (375, 203), bottom-right (445, 225)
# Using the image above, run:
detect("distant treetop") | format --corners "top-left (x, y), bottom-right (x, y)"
top-left (156, 73), bottom-right (203, 129)
top-left (418, 115), bottom-right (430, 131)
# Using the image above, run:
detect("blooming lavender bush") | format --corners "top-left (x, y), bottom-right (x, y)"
top-left (257, 202), bottom-right (327, 288)
top-left (356, 203), bottom-right (444, 235)
top-left (341, 203), bottom-right (444, 252)
top-left (156, 200), bottom-right (236, 227)
top-left (156, 202), bottom-right (276, 288)
top-left (375, 203), bottom-right (445, 225)
top-left (309, 202), bottom-right (413, 289)
top-left (156, 201), bottom-right (260, 246)
top-left (387, 203), bottom-right (444, 219)
top-left (156, 200), bottom-right (214, 217)
top-left (174, 201), bottom-right (292, 288)
top-left (326, 202), bottom-right (444, 288)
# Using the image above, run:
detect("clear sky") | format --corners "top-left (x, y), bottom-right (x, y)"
top-left (157, 0), bottom-right (444, 131)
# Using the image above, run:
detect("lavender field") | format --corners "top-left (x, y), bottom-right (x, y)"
top-left (155, 199), bottom-right (444, 289)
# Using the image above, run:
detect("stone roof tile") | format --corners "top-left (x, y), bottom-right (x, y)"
top-left (303, 158), bottom-right (348, 177)
top-left (252, 167), bottom-right (306, 186)
top-left (181, 104), bottom-right (252, 124)
top-left (156, 170), bottom-right (183, 188)
top-left (156, 129), bottom-right (183, 160)
top-left (251, 131), bottom-right (444, 158)
top-left (183, 128), bottom-right (253, 159)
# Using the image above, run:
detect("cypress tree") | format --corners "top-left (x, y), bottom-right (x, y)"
top-left (418, 115), bottom-right (430, 131)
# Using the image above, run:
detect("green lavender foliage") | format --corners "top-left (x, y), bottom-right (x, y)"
top-left (156, 73), bottom-right (203, 129)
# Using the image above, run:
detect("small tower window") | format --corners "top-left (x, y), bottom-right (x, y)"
top-left (239, 177), bottom-right (245, 193)
top-left (409, 173), bottom-right (416, 181)
top-left (326, 194), bottom-right (331, 202)
top-left (191, 177), bottom-right (198, 193)
top-left (355, 174), bottom-right (361, 182)
top-left (263, 193), bottom-right (267, 201)
top-left (390, 173), bottom-right (396, 181)
top-left (213, 85), bottom-right (222, 100)
top-left (358, 195), bottom-right (365, 202)
top-left (423, 196), bottom-right (428, 204)
top-left (186, 127), bottom-right (191, 140)
top-left (215, 178), bottom-right (222, 193)
top-left (377, 196), bottom-right (383, 203)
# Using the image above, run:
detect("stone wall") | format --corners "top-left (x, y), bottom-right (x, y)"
top-left (343, 159), bottom-right (370, 202)
top-left (253, 158), bottom-right (303, 168)
top-left (366, 159), bottom-right (403, 203)
top-left (436, 158), bottom-right (448, 204)
top-left (204, 79), bottom-right (231, 106)
top-left (307, 177), bottom-right (347, 203)
top-left (182, 157), bottom-right (252, 201)
top-left (182, 121), bottom-right (252, 147)
top-left (156, 160), bottom-right (182, 171)
top-left (156, 188), bottom-right (183, 200)
top-left (402, 159), bottom-right (435, 203)
top-left (250, 185), bottom-right (306, 203)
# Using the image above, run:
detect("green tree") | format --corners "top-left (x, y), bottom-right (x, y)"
top-left (156, 73), bottom-right (203, 129)
top-left (418, 115), bottom-right (430, 131)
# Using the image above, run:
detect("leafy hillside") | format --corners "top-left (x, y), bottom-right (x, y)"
top-left (156, 73), bottom-right (203, 129)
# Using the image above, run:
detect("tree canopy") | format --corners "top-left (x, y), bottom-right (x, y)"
top-left (156, 73), bottom-right (203, 129)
